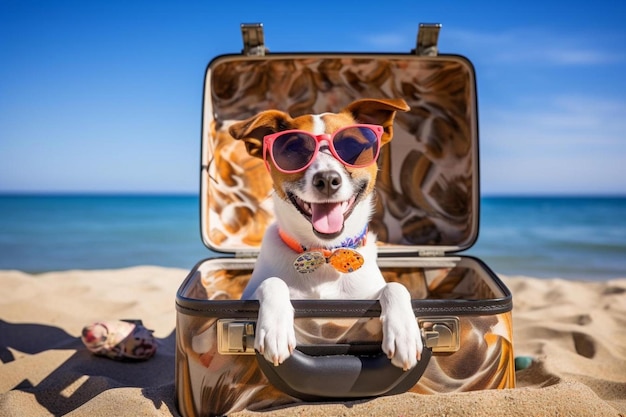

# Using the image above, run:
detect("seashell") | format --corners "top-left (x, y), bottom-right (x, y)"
top-left (81, 319), bottom-right (157, 361)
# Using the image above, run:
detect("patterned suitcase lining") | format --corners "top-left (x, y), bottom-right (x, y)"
top-left (202, 55), bottom-right (477, 252)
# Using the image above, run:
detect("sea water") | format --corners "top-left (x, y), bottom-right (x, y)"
top-left (471, 196), bottom-right (626, 280)
top-left (0, 195), bottom-right (208, 272)
top-left (0, 194), bottom-right (624, 280)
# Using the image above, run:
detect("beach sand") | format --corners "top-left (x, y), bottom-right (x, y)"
top-left (1, 266), bottom-right (624, 416)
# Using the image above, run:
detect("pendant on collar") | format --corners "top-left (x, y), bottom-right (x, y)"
top-left (278, 227), bottom-right (367, 274)
top-left (294, 248), bottom-right (364, 273)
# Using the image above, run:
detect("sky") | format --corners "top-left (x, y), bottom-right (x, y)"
top-left (1, 0), bottom-right (625, 195)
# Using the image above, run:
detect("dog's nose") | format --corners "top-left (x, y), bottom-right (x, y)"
top-left (312, 170), bottom-right (342, 196)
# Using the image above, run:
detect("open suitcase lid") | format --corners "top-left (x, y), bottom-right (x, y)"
top-left (201, 23), bottom-right (479, 257)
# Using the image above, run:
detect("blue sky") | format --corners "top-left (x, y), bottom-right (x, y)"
top-left (1, 1), bottom-right (625, 195)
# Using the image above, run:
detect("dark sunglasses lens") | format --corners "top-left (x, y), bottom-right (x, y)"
top-left (333, 127), bottom-right (379, 166)
top-left (272, 132), bottom-right (316, 171)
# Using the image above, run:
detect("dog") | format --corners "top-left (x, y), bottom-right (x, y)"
top-left (228, 98), bottom-right (423, 371)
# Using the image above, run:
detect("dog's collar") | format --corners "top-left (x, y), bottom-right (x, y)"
top-left (277, 227), bottom-right (368, 274)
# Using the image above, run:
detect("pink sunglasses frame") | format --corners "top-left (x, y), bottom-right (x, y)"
top-left (262, 124), bottom-right (384, 173)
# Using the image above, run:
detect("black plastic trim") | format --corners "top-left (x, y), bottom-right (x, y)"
top-left (176, 255), bottom-right (513, 318)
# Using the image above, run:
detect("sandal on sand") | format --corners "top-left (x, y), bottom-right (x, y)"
top-left (81, 319), bottom-right (157, 361)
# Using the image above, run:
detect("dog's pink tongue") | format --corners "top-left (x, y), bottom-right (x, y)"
top-left (311, 202), bottom-right (344, 235)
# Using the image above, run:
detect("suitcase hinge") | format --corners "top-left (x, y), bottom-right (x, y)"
top-left (414, 23), bottom-right (442, 56)
top-left (419, 317), bottom-right (460, 352)
top-left (418, 249), bottom-right (445, 257)
top-left (235, 251), bottom-right (259, 258)
top-left (240, 23), bottom-right (268, 56)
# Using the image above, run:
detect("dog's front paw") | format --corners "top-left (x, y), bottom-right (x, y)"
top-left (254, 278), bottom-right (297, 366)
top-left (381, 311), bottom-right (423, 371)
top-left (255, 305), bottom-right (296, 366)
top-left (380, 283), bottom-right (424, 371)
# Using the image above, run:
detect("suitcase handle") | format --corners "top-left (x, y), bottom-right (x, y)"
top-left (255, 346), bottom-right (431, 401)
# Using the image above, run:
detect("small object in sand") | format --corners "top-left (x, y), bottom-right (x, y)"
top-left (515, 355), bottom-right (533, 370)
top-left (81, 319), bottom-right (157, 361)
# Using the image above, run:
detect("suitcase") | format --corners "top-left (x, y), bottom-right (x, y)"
top-left (175, 23), bottom-right (515, 417)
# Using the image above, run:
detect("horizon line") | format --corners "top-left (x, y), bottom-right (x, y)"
top-left (1, 191), bottom-right (625, 198)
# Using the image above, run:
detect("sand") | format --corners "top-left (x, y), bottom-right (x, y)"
top-left (0, 266), bottom-right (624, 416)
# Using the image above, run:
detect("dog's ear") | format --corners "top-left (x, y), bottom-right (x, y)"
top-left (228, 110), bottom-right (292, 159)
top-left (342, 98), bottom-right (410, 145)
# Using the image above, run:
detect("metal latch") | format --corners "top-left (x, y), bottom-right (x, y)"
top-left (217, 319), bottom-right (256, 354)
top-left (419, 317), bottom-right (460, 352)
top-left (240, 23), bottom-right (268, 56)
top-left (414, 23), bottom-right (442, 56)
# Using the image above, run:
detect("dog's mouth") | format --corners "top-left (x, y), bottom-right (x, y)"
top-left (288, 184), bottom-right (365, 239)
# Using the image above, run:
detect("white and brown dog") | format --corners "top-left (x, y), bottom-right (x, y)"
top-left (229, 98), bottom-right (423, 371)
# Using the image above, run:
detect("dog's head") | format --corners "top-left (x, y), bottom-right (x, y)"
top-left (229, 98), bottom-right (409, 246)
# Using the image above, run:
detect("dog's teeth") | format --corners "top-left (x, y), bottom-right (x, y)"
top-left (294, 196), bottom-right (312, 214)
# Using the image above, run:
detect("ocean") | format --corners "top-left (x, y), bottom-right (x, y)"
top-left (0, 194), bottom-right (624, 280)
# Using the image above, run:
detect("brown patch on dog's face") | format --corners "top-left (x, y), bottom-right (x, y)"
top-left (342, 98), bottom-right (409, 146)
top-left (229, 112), bottom-right (317, 200)
top-left (317, 97), bottom-right (411, 196)
top-left (228, 110), bottom-right (292, 159)
top-left (317, 112), bottom-right (380, 196)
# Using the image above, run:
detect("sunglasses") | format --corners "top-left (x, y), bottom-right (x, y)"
top-left (262, 124), bottom-right (384, 173)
